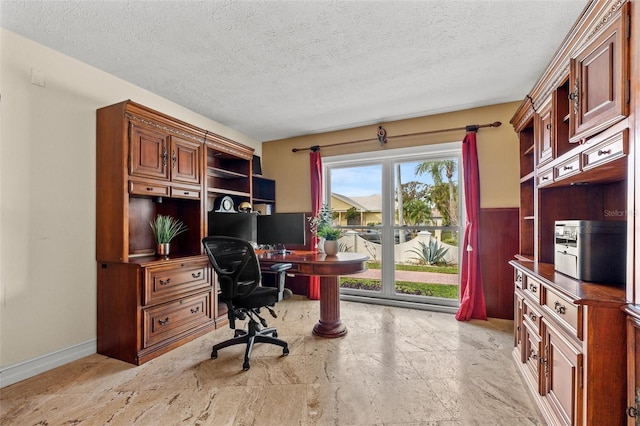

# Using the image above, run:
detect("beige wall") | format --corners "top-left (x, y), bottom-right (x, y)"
top-left (0, 29), bottom-right (260, 369)
top-left (262, 102), bottom-right (521, 212)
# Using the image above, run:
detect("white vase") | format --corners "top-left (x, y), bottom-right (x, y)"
top-left (317, 237), bottom-right (326, 253)
top-left (323, 240), bottom-right (338, 256)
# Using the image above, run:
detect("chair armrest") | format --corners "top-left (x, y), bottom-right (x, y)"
top-left (270, 263), bottom-right (292, 273)
top-left (269, 263), bottom-right (293, 301)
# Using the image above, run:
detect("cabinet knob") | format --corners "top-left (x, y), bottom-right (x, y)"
top-left (530, 284), bottom-right (538, 292)
top-left (554, 301), bottom-right (566, 314)
top-left (546, 123), bottom-right (552, 130)
top-left (529, 313), bottom-right (537, 322)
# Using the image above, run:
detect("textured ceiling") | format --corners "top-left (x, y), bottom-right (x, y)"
top-left (1, 0), bottom-right (588, 141)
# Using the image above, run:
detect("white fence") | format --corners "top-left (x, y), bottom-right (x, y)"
top-left (338, 230), bottom-right (459, 265)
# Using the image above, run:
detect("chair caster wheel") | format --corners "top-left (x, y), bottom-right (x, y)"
top-left (211, 350), bottom-right (218, 359)
top-left (243, 362), bottom-right (250, 371)
top-left (283, 347), bottom-right (289, 356)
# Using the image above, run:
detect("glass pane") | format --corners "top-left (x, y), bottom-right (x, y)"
top-left (328, 165), bottom-right (382, 295)
top-left (393, 158), bottom-right (460, 300)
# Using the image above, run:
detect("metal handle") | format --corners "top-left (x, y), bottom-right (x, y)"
top-left (158, 317), bottom-right (170, 326)
top-left (546, 123), bottom-right (552, 130)
top-left (554, 301), bottom-right (566, 315)
top-left (569, 78), bottom-right (579, 115)
top-left (627, 406), bottom-right (638, 419)
top-left (529, 313), bottom-right (537, 322)
top-left (563, 165), bottom-right (573, 171)
top-left (192, 272), bottom-right (202, 279)
top-left (146, 187), bottom-right (153, 191)
top-left (159, 278), bottom-right (171, 286)
top-left (172, 151), bottom-right (177, 168)
top-left (598, 149), bottom-right (612, 156)
top-left (541, 176), bottom-right (549, 181)
top-left (530, 284), bottom-right (537, 292)
top-left (529, 349), bottom-right (537, 360)
top-left (190, 307), bottom-right (200, 314)
top-left (162, 147), bottom-right (168, 168)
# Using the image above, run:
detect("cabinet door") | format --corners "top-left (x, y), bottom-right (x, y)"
top-left (170, 136), bottom-right (201, 185)
top-left (537, 102), bottom-right (554, 166)
top-left (628, 316), bottom-right (640, 425)
top-left (129, 122), bottom-right (170, 180)
top-left (542, 319), bottom-right (583, 426)
top-left (569, 3), bottom-right (629, 142)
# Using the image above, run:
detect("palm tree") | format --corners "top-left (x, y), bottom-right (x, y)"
top-left (415, 160), bottom-right (458, 225)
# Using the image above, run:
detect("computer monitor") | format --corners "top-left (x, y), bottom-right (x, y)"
top-left (257, 212), bottom-right (306, 252)
top-left (208, 212), bottom-right (257, 242)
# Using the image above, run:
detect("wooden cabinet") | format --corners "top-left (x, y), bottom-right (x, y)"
top-left (97, 100), bottom-right (257, 364)
top-left (536, 100), bottom-right (554, 166)
top-left (626, 307), bottom-right (640, 425)
top-left (510, 263), bottom-right (627, 426)
top-left (252, 175), bottom-right (276, 214)
top-left (569, 2), bottom-right (630, 143)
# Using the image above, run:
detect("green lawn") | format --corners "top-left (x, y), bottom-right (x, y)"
top-left (366, 262), bottom-right (458, 275)
top-left (340, 277), bottom-right (458, 299)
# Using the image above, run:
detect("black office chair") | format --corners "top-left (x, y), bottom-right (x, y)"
top-left (202, 236), bottom-right (293, 370)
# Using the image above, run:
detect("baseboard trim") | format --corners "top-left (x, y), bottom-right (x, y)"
top-left (0, 339), bottom-right (96, 388)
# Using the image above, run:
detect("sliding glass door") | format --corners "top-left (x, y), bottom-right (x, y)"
top-left (324, 143), bottom-right (462, 311)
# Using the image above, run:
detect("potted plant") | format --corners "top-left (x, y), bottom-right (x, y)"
top-left (309, 205), bottom-right (342, 255)
top-left (149, 214), bottom-right (188, 256)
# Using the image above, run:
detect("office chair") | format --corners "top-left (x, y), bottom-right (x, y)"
top-left (202, 236), bottom-right (292, 370)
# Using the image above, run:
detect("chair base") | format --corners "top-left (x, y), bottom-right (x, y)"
top-left (211, 319), bottom-right (289, 370)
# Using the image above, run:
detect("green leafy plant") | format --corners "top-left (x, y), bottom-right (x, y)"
top-left (317, 223), bottom-right (342, 240)
top-left (149, 215), bottom-right (188, 244)
top-left (408, 239), bottom-right (449, 265)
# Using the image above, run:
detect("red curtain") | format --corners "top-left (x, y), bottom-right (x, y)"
top-left (308, 149), bottom-right (322, 300)
top-left (455, 131), bottom-right (487, 321)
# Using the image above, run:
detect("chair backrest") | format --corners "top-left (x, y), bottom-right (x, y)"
top-left (202, 236), bottom-right (261, 301)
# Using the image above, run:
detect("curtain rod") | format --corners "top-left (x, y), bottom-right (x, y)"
top-left (291, 121), bottom-right (502, 153)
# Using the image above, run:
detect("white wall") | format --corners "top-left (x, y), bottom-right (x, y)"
top-left (0, 29), bottom-right (261, 380)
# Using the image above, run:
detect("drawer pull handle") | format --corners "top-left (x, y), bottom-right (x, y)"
top-left (530, 284), bottom-right (537, 293)
top-left (184, 191), bottom-right (190, 195)
top-left (192, 272), bottom-right (202, 279)
top-left (563, 165), bottom-right (573, 171)
top-left (545, 124), bottom-right (552, 130)
top-left (541, 176), bottom-right (549, 181)
top-left (158, 317), bottom-right (170, 326)
top-left (598, 149), bottom-right (612, 156)
top-left (554, 301), bottom-right (566, 315)
top-left (529, 349), bottom-right (537, 360)
top-left (529, 313), bottom-right (537, 322)
top-left (172, 151), bottom-right (177, 168)
top-left (159, 278), bottom-right (171, 286)
top-left (146, 187), bottom-right (153, 191)
top-left (627, 406), bottom-right (639, 418)
top-left (191, 307), bottom-right (200, 314)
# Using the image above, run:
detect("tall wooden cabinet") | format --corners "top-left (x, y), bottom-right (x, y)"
top-left (96, 100), bottom-right (257, 365)
top-left (510, 1), bottom-right (639, 424)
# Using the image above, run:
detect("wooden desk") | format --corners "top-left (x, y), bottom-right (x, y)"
top-left (256, 250), bottom-right (368, 337)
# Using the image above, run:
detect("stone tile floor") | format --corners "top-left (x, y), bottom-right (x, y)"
top-left (0, 296), bottom-right (543, 425)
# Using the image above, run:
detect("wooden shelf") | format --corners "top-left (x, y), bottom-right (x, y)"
top-left (523, 144), bottom-right (534, 156)
top-left (207, 167), bottom-right (248, 179)
top-left (207, 187), bottom-right (251, 198)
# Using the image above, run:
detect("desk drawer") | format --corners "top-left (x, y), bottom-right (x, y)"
top-left (524, 276), bottom-right (542, 304)
top-left (129, 180), bottom-right (170, 197)
top-left (143, 291), bottom-right (212, 348)
top-left (143, 259), bottom-right (210, 306)
top-left (543, 285), bottom-right (580, 338)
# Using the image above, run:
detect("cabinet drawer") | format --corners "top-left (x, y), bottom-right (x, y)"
top-left (537, 168), bottom-right (554, 188)
top-left (543, 286), bottom-right (580, 338)
top-left (554, 155), bottom-right (580, 181)
top-left (129, 180), bottom-right (170, 197)
top-left (523, 298), bottom-right (543, 332)
top-left (581, 128), bottom-right (627, 172)
top-left (524, 276), bottom-right (542, 304)
top-left (143, 291), bottom-right (212, 348)
top-left (514, 269), bottom-right (524, 289)
top-left (143, 259), bottom-right (211, 306)
top-left (170, 186), bottom-right (201, 200)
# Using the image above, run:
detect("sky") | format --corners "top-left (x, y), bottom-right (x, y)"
top-left (329, 162), bottom-right (438, 197)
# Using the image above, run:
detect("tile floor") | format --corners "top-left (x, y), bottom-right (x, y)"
top-left (0, 296), bottom-right (544, 425)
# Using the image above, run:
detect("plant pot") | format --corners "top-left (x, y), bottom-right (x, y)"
top-left (156, 243), bottom-right (170, 256)
top-left (323, 240), bottom-right (338, 256)
top-left (317, 237), bottom-right (326, 254)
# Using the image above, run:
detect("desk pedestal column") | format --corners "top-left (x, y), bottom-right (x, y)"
top-left (312, 276), bottom-right (347, 338)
